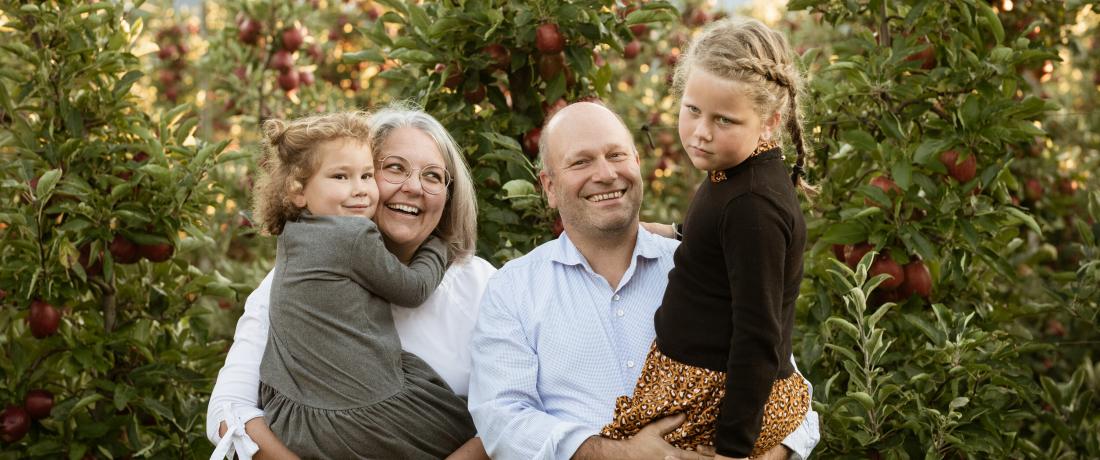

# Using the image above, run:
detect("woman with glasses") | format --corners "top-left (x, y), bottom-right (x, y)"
top-left (206, 103), bottom-right (495, 460)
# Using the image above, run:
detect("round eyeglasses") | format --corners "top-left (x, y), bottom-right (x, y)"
top-left (378, 155), bottom-right (451, 195)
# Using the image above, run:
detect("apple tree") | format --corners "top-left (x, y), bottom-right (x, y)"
top-left (783, 0), bottom-right (1100, 456)
top-left (0, 1), bottom-right (237, 457)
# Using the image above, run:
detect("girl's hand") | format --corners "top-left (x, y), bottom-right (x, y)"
top-left (641, 221), bottom-right (679, 239)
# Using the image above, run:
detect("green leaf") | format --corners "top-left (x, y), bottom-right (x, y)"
top-left (914, 138), bottom-right (953, 165)
top-left (825, 317), bottom-right (861, 340)
top-left (112, 70), bottom-right (143, 98)
top-left (502, 179), bottom-right (537, 199)
top-left (35, 168), bottom-right (62, 199)
top-left (1004, 207), bottom-right (1041, 235)
top-left (388, 48), bottom-right (435, 64)
top-left (822, 222), bottom-right (867, 244)
top-left (976, 1), bottom-right (1004, 44)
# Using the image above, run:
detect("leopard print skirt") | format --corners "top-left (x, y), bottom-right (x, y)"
top-left (600, 342), bottom-right (809, 458)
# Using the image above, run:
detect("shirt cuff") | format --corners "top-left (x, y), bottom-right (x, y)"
top-left (781, 408), bottom-right (820, 460)
top-left (209, 404), bottom-right (265, 460)
top-left (556, 426), bottom-right (599, 460)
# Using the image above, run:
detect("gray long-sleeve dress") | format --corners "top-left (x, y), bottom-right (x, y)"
top-left (258, 213), bottom-right (475, 459)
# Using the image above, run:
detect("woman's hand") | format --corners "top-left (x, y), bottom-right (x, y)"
top-left (641, 221), bottom-right (679, 239)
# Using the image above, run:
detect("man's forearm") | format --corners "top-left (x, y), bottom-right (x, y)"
top-left (572, 436), bottom-right (622, 460)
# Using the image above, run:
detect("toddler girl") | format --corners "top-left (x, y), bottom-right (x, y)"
top-left (602, 17), bottom-right (814, 459)
top-left (252, 111), bottom-right (475, 458)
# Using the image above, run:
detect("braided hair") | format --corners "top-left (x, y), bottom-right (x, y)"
top-left (672, 17), bottom-right (816, 196)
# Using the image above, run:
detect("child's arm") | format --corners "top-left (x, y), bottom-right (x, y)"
top-left (717, 194), bottom-right (791, 458)
top-left (344, 219), bottom-right (447, 307)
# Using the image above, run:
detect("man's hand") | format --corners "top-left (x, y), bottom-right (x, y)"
top-left (573, 414), bottom-right (714, 460)
top-left (640, 222), bottom-right (678, 239)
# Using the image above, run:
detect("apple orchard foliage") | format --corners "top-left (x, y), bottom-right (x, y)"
top-left (0, 1), bottom-right (235, 457)
top-left (785, 0), bottom-right (1100, 457)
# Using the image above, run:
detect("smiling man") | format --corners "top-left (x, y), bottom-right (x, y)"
top-left (468, 102), bottom-right (820, 460)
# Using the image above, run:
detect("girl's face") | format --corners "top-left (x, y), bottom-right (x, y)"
top-left (678, 67), bottom-right (781, 172)
top-left (291, 138), bottom-right (378, 218)
top-left (372, 127), bottom-right (449, 262)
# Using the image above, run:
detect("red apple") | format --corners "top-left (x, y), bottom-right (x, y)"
top-left (435, 63), bottom-right (463, 89)
top-left (78, 244), bottom-right (103, 277)
top-left (630, 23), bottom-right (648, 38)
top-left (869, 252), bottom-right (905, 290)
top-left (109, 234), bottom-right (141, 264)
top-left (163, 85), bottom-right (178, 102)
top-left (270, 50), bottom-right (295, 73)
top-left (939, 150), bottom-right (977, 183)
top-left (907, 43), bottom-right (935, 70)
top-left (484, 44), bottom-right (510, 71)
top-left (832, 244), bottom-right (847, 261)
top-left (157, 44), bottom-right (179, 61)
top-left (28, 299), bottom-right (61, 339)
top-left (898, 259), bottom-right (932, 299)
top-left (218, 299), bottom-right (233, 310)
top-left (522, 127), bottom-right (542, 158)
top-left (366, 6), bottom-right (380, 21)
top-left (299, 70), bottom-right (315, 86)
top-left (277, 70), bottom-right (300, 92)
top-left (542, 98), bottom-right (567, 117)
top-left (237, 18), bottom-right (262, 45)
top-left (23, 390), bottom-right (53, 420)
top-left (535, 23), bottom-right (564, 54)
top-left (687, 8), bottom-right (709, 27)
top-left (866, 175), bottom-right (900, 207)
top-left (1, 405), bottom-right (29, 443)
top-left (1025, 178), bottom-right (1043, 201)
top-left (552, 215), bottom-right (564, 237)
top-left (623, 40), bottom-right (642, 59)
top-left (138, 243), bottom-right (174, 263)
top-left (538, 53), bottom-right (565, 81)
top-left (463, 84), bottom-right (486, 104)
top-left (1044, 318), bottom-right (1066, 337)
top-left (281, 26), bottom-right (304, 52)
top-left (845, 242), bottom-right (873, 269)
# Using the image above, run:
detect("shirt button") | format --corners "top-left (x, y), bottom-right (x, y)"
top-left (613, 294), bottom-right (621, 301)
top-left (616, 309), bottom-right (625, 317)
top-left (626, 360), bottom-right (635, 368)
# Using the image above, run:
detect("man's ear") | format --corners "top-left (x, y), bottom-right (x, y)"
top-left (538, 169), bottom-right (558, 209)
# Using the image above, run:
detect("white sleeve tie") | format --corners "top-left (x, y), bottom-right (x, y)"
top-left (210, 403), bottom-right (261, 460)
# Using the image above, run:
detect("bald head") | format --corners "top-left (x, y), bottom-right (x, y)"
top-left (538, 101), bottom-right (636, 172)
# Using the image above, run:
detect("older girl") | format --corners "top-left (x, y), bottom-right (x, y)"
top-left (602, 17), bottom-right (814, 459)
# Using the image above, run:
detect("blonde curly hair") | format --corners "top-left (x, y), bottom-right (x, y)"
top-left (252, 111), bottom-right (373, 235)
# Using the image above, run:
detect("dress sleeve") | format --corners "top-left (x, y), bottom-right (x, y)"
top-left (715, 194), bottom-right (789, 457)
top-left (342, 219), bottom-right (447, 307)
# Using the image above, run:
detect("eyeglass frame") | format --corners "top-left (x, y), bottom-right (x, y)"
top-left (376, 154), bottom-right (453, 195)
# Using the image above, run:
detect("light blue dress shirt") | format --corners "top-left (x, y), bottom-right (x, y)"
top-left (469, 227), bottom-right (821, 460)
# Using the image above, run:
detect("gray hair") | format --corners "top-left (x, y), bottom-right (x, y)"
top-left (369, 102), bottom-right (477, 262)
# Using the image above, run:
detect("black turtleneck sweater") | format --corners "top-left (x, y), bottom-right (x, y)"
top-left (653, 148), bottom-right (806, 457)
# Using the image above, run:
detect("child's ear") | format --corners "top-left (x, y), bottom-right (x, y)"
top-left (290, 190), bottom-right (307, 209)
top-left (764, 111), bottom-right (783, 138)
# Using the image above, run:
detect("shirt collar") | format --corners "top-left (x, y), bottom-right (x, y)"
top-left (549, 224), bottom-right (665, 268)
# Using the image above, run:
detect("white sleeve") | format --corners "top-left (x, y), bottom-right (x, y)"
top-left (206, 270), bottom-right (274, 456)
top-left (781, 354), bottom-right (821, 460)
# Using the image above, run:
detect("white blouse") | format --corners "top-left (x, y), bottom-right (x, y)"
top-left (206, 256), bottom-right (496, 457)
